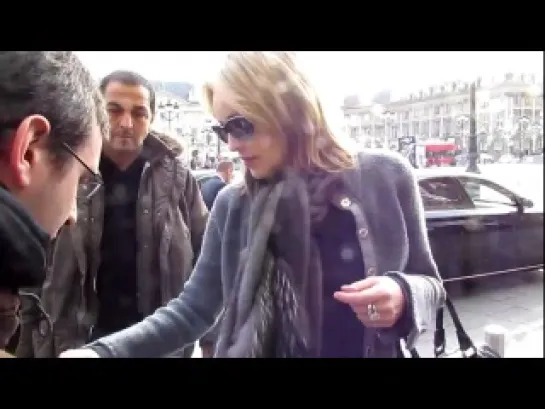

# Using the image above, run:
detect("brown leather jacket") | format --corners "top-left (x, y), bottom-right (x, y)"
top-left (17, 132), bottom-right (209, 357)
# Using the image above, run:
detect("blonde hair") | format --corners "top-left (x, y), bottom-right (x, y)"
top-left (202, 52), bottom-right (354, 174)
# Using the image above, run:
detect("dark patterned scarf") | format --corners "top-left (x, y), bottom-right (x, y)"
top-left (214, 169), bottom-right (341, 358)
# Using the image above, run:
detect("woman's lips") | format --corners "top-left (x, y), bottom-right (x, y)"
top-left (241, 157), bottom-right (258, 167)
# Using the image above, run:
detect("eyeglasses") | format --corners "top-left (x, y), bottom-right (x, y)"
top-left (212, 116), bottom-right (255, 143)
top-left (0, 120), bottom-right (102, 200)
top-left (60, 142), bottom-right (102, 200)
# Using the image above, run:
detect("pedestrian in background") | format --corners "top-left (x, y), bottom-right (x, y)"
top-left (61, 51), bottom-right (445, 358)
top-left (18, 70), bottom-right (208, 358)
top-left (200, 159), bottom-right (234, 211)
top-left (0, 51), bottom-right (107, 356)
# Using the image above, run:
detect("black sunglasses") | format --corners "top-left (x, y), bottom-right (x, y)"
top-left (211, 116), bottom-right (255, 143)
top-left (60, 142), bottom-right (103, 200)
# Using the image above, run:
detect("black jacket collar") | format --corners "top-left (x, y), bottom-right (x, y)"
top-left (0, 186), bottom-right (50, 291)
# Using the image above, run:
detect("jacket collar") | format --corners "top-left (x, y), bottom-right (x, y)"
top-left (141, 131), bottom-right (184, 164)
top-left (0, 186), bottom-right (50, 291)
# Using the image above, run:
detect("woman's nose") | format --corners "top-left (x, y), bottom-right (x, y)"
top-left (227, 134), bottom-right (243, 152)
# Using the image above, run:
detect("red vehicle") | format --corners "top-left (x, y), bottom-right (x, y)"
top-left (422, 141), bottom-right (457, 167)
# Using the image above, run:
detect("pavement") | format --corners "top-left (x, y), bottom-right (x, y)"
top-left (506, 320), bottom-right (543, 358)
top-left (414, 270), bottom-right (543, 358)
top-left (192, 271), bottom-right (543, 358)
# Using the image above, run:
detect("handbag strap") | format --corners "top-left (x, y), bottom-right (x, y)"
top-left (434, 296), bottom-right (476, 357)
top-left (405, 296), bottom-right (476, 358)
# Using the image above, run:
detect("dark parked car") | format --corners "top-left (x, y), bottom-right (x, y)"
top-left (417, 168), bottom-right (543, 283)
top-left (193, 168), bottom-right (543, 283)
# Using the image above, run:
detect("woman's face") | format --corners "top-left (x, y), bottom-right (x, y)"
top-left (211, 82), bottom-right (285, 180)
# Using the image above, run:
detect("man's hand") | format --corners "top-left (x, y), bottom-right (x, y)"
top-left (333, 276), bottom-right (405, 328)
top-left (59, 348), bottom-right (100, 358)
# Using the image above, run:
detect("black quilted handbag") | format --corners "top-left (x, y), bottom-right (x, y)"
top-left (407, 297), bottom-right (502, 358)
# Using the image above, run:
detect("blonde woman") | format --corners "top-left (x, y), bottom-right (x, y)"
top-left (60, 52), bottom-right (445, 358)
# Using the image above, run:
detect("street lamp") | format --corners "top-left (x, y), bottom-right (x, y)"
top-left (383, 110), bottom-right (396, 150)
top-left (370, 105), bottom-right (384, 148)
top-left (531, 98), bottom-right (543, 154)
top-left (157, 99), bottom-right (180, 131)
top-left (478, 123), bottom-right (489, 152)
top-left (371, 105), bottom-right (396, 149)
top-left (456, 114), bottom-right (469, 150)
top-left (466, 82), bottom-right (480, 173)
top-left (530, 123), bottom-right (542, 154)
top-left (202, 118), bottom-right (223, 158)
top-left (492, 123), bottom-right (508, 155)
top-left (514, 116), bottom-right (531, 159)
top-left (348, 114), bottom-right (361, 142)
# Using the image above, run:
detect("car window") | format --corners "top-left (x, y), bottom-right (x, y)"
top-left (459, 177), bottom-right (516, 208)
top-left (419, 177), bottom-right (474, 211)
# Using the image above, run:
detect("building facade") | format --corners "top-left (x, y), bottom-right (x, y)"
top-left (154, 89), bottom-right (221, 160)
top-left (342, 73), bottom-right (543, 157)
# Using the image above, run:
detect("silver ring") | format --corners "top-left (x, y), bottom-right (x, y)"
top-left (367, 304), bottom-right (380, 321)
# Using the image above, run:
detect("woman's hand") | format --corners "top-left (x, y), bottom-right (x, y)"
top-left (333, 276), bottom-right (405, 328)
top-left (59, 348), bottom-right (100, 358)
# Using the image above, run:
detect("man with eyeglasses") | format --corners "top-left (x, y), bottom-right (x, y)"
top-left (0, 52), bottom-right (108, 357)
top-left (17, 70), bottom-right (209, 358)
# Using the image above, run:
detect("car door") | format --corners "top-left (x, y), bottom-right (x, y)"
top-left (458, 176), bottom-right (522, 275)
top-left (517, 206), bottom-right (544, 269)
top-left (419, 176), bottom-right (475, 282)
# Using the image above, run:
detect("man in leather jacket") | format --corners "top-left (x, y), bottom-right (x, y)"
top-left (0, 51), bottom-right (108, 356)
top-left (16, 70), bottom-right (208, 358)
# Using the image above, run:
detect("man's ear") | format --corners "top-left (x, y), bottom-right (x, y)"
top-left (8, 115), bottom-right (51, 188)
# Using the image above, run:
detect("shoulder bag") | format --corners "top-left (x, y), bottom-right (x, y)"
top-left (406, 296), bottom-right (502, 358)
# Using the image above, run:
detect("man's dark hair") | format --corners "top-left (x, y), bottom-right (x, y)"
top-left (99, 70), bottom-right (156, 119)
top-left (0, 52), bottom-right (109, 166)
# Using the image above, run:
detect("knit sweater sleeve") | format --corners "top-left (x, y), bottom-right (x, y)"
top-left (385, 153), bottom-right (446, 348)
top-left (87, 187), bottom-right (235, 358)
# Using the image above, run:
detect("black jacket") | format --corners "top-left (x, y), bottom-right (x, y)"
top-left (200, 175), bottom-right (226, 210)
top-left (0, 186), bottom-right (49, 351)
